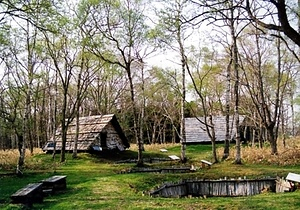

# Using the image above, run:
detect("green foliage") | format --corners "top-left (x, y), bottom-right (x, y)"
top-left (186, 46), bottom-right (227, 115)
top-left (0, 25), bottom-right (10, 46)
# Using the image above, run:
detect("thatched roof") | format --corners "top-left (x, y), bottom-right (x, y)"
top-left (185, 116), bottom-right (245, 143)
top-left (44, 114), bottom-right (129, 151)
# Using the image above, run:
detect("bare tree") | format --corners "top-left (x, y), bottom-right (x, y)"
top-left (43, 32), bottom-right (78, 162)
top-left (79, 0), bottom-right (154, 166)
top-left (186, 58), bottom-right (221, 163)
top-left (156, 0), bottom-right (193, 162)
top-left (146, 66), bottom-right (182, 145)
top-left (190, 0), bottom-right (246, 163)
top-left (239, 24), bottom-right (297, 154)
top-left (229, 0), bottom-right (242, 164)
top-left (245, 0), bottom-right (300, 48)
top-left (72, 46), bottom-right (97, 158)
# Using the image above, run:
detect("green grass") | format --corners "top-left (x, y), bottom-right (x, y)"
top-left (1, 144), bottom-right (300, 209)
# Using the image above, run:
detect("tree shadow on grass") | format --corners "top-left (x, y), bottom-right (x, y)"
top-left (89, 149), bottom-right (171, 163)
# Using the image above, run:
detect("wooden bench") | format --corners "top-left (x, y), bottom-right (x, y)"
top-left (11, 183), bottom-right (43, 206)
top-left (41, 175), bottom-right (67, 194)
top-left (201, 160), bottom-right (212, 169)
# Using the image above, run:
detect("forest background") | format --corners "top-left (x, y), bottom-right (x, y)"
top-left (0, 0), bottom-right (300, 170)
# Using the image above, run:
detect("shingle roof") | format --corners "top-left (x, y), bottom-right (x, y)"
top-left (185, 116), bottom-right (244, 143)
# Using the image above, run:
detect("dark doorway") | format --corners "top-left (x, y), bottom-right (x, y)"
top-left (100, 132), bottom-right (107, 148)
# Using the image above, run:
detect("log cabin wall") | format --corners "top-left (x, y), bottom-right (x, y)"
top-left (103, 122), bottom-right (126, 151)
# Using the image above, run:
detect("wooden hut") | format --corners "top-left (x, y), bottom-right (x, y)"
top-left (43, 114), bottom-right (129, 153)
top-left (185, 115), bottom-right (249, 144)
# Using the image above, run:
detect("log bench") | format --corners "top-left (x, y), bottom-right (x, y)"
top-left (201, 160), bottom-right (212, 169)
top-left (11, 183), bottom-right (43, 206)
top-left (41, 175), bottom-right (67, 194)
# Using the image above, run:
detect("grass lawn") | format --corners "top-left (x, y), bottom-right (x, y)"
top-left (1, 143), bottom-right (300, 209)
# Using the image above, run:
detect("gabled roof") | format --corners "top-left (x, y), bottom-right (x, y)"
top-left (46, 114), bottom-right (129, 151)
top-left (185, 116), bottom-right (244, 143)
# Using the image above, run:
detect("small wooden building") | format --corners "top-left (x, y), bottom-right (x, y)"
top-left (185, 115), bottom-right (248, 144)
top-left (43, 114), bottom-right (130, 153)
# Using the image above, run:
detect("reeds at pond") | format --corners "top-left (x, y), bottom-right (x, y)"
top-left (218, 137), bottom-right (300, 165)
top-left (0, 148), bottom-right (43, 170)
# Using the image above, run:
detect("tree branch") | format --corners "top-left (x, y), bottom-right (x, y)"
top-left (245, 0), bottom-right (300, 47)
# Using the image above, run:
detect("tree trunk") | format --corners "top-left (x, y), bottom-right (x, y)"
top-left (259, 125), bottom-right (263, 148)
top-left (17, 133), bottom-right (25, 176)
top-left (252, 127), bottom-right (255, 147)
top-left (209, 116), bottom-right (218, 163)
top-left (268, 127), bottom-right (278, 155)
top-left (60, 86), bottom-right (68, 163)
top-left (26, 21), bottom-right (34, 154)
top-left (172, 126), bottom-right (176, 144)
top-left (60, 118), bottom-right (67, 163)
top-left (178, 19), bottom-right (186, 163)
top-left (139, 64), bottom-right (145, 150)
top-left (290, 92), bottom-right (295, 136)
top-left (73, 68), bottom-right (82, 159)
top-left (162, 120), bottom-right (166, 144)
top-left (266, 33), bottom-right (282, 155)
top-left (72, 111), bottom-right (80, 159)
top-left (39, 87), bottom-right (47, 148)
top-left (126, 65), bottom-right (143, 166)
top-left (223, 55), bottom-right (232, 160)
top-left (212, 138), bottom-right (218, 163)
top-left (180, 60), bottom-right (186, 162)
top-left (229, 0), bottom-right (242, 164)
top-left (33, 99), bottom-right (38, 148)
top-left (152, 122), bottom-right (156, 144)
top-left (52, 70), bottom-right (58, 160)
top-left (281, 108), bottom-right (286, 148)
top-left (25, 91), bottom-right (33, 154)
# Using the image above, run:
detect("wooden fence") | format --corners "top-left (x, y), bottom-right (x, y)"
top-left (149, 178), bottom-right (276, 197)
top-left (115, 158), bottom-right (175, 164)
